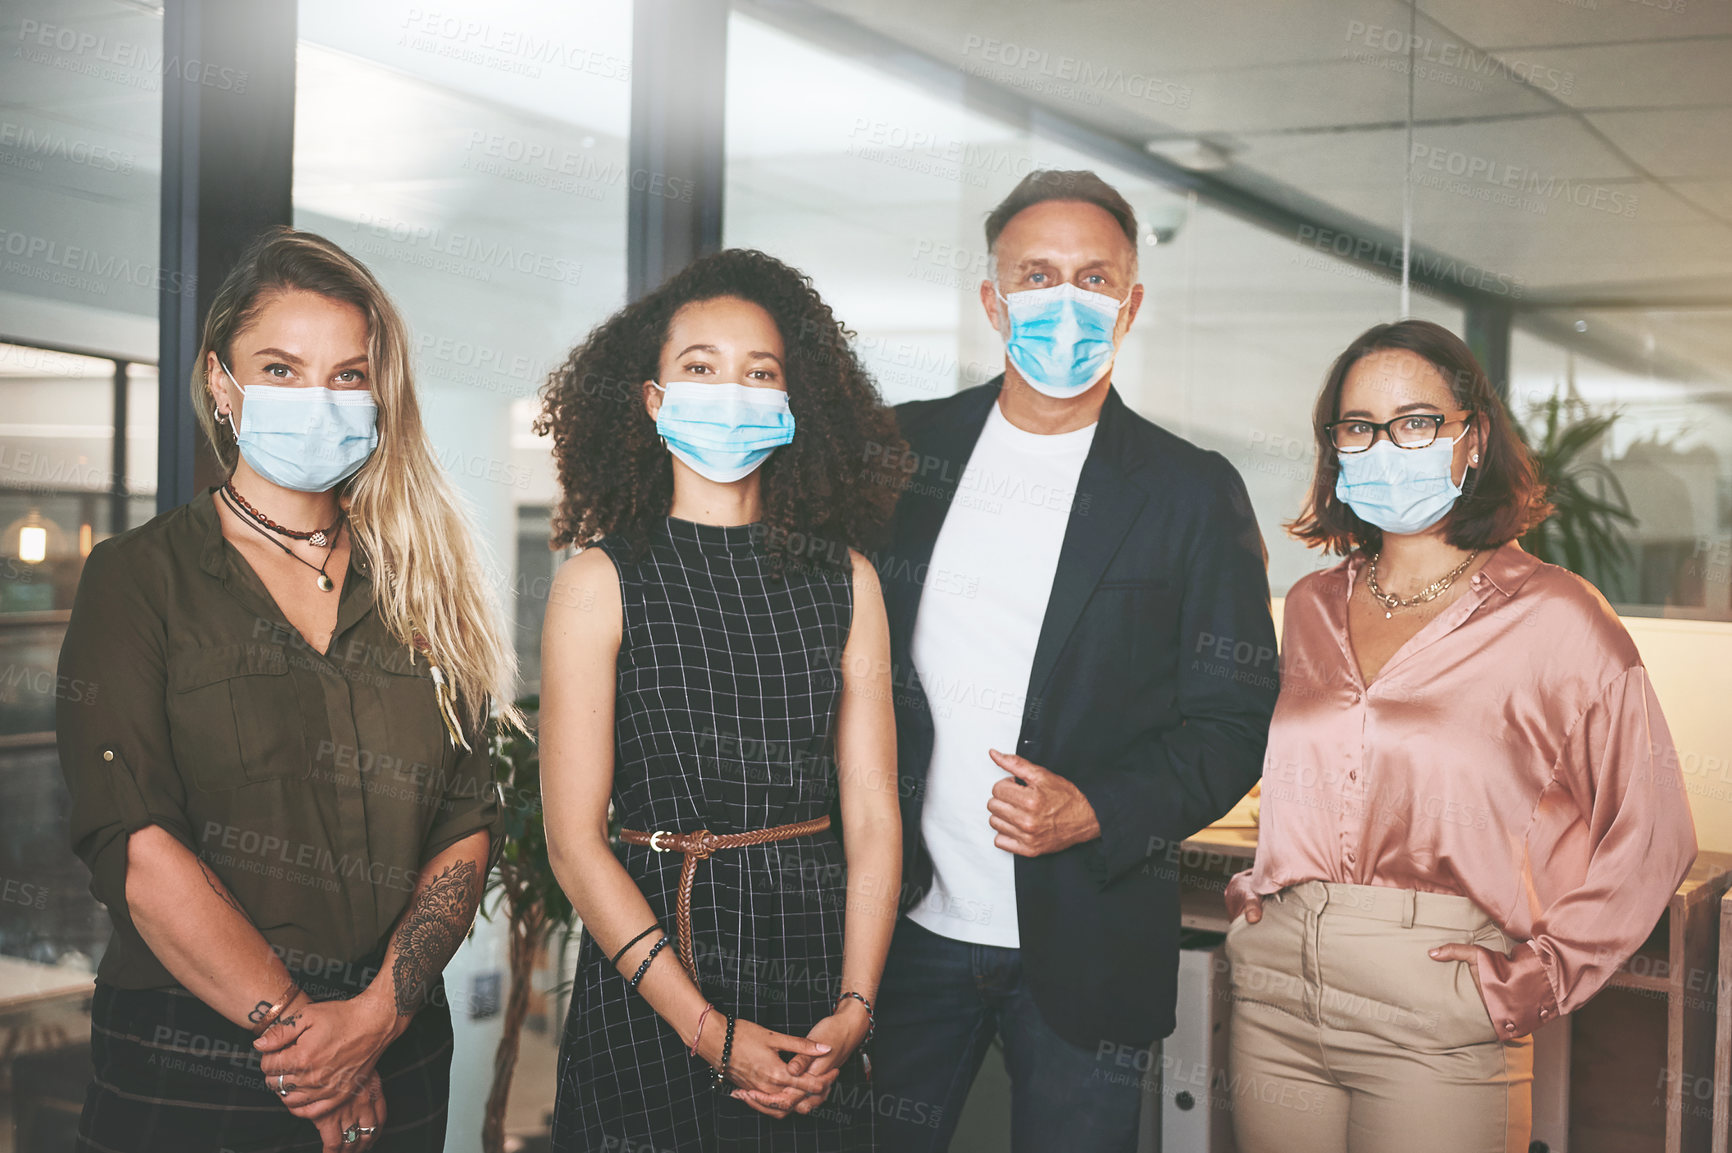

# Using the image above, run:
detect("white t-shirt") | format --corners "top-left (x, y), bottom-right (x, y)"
top-left (906, 400), bottom-right (1097, 947)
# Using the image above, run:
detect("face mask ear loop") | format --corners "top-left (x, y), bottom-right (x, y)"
top-left (1431, 432), bottom-right (1472, 490)
top-left (649, 381), bottom-right (667, 449)
top-left (216, 360), bottom-right (244, 433)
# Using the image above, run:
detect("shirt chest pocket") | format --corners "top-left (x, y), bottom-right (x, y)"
top-left (168, 643), bottom-right (309, 791)
top-left (365, 664), bottom-right (449, 805)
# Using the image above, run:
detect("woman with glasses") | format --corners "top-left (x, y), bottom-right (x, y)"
top-left (537, 248), bottom-right (904, 1151)
top-left (1222, 319), bottom-right (1696, 1153)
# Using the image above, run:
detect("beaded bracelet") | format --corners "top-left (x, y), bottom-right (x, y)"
top-left (628, 936), bottom-right (670, 992)
top-left (712, 1012), bottom-right (737, 1090)
top-left (837, 991), bottom-right (875, 1044)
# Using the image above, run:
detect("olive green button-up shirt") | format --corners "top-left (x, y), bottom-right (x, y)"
top-left (56, 491), bottom-right (502, 990)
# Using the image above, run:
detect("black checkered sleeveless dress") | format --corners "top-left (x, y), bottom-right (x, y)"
top-left (552, 516), bottom-right (874, 1153)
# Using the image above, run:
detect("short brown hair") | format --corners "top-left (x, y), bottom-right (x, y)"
top-left (1288, 319), bottom-right (1551, 556)
top-left (984, 169), bottom-right (1139, 257)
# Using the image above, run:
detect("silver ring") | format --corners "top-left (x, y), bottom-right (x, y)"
top-left (343, 1124), bottom-right (360, 1144)
top-left (359, 1127), bottom-right (376, 1136)
top-left (276, 1073), bottom-right (288, 1097)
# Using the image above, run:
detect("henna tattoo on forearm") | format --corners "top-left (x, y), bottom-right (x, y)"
top-left (387, 859), bottom-right (479, 1016)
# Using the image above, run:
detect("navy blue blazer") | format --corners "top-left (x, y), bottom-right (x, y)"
top-left (879, 378), bottom-right (1279, 1049)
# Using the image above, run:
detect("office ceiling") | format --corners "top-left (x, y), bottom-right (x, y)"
top-left (776, 0), bottom-right (1732, 376)
top-left (7, 0), bottom-right (1729, 379)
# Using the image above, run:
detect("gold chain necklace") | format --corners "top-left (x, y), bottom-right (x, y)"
top-left (1365, 550), bottom-right (1479, 619)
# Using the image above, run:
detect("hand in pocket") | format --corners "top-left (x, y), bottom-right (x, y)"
top-left (1426, 942), bottom-right (1489, 1008)
top-left (1224, 869), bottom-right (1264, 924)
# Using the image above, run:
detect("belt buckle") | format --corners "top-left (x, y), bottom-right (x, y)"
top-left (649, 830), bottom-right (674, 853)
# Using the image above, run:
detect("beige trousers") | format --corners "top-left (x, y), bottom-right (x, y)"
top-left (1223, 880), bottom-right (1533, 1153)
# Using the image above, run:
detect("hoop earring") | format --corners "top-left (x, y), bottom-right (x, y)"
top-left (215, 405), bottom-right (234, 434)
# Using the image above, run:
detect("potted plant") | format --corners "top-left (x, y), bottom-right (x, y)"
top-left (1517, 387), bottom-right (1636, 598)
top-left (478, 697), bottom-right (578, 1153)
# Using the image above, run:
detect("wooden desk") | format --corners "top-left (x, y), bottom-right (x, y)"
top-left (1177, 826), bottom-right (1732, 1153)
top-left (1713, 892), bottom-right (1732, 1153)
top-left (0, 956), bottom-right (94, 1016)
top-left (0, 956), bottom-right (94, 1067)
top-left (1177, 825), bottom-right (1256, 933)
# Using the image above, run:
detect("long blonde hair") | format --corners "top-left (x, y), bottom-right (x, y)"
top-left (192, 227), bottom-right (520, 734)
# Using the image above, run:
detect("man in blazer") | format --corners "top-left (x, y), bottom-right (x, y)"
top-left (868, 170), bottom-right (1278, 1151)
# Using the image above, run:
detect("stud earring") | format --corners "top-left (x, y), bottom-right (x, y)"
top-left (1470, 452), bottom-right (1479, 464)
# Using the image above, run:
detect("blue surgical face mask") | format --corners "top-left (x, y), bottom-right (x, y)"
top-left (997, 282), bottom-right (1130, 398)
top-left (223, 362), bottom-right (380, 493)
top-left (1334, 435), bottom-right (1466, 536)
top-left (653, 380), bottom-right (796, 483)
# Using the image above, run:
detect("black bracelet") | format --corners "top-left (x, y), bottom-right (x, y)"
top-left (628, 936), bottom-right (669, 991)
top-left (610, 923), bottom-right (661, 968)
top-left (713, 1012), bottom-right (737, 1090)
top-left (838, 991), bottom-right (875, 1044)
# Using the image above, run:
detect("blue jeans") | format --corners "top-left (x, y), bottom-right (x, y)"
top-left (871, 917), bottom-right (1143, 1153)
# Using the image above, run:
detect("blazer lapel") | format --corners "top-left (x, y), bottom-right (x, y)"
top-left (1024, 389), bottom-right (1150, 713)
top-left (883, 385), bottom-right (998, 655)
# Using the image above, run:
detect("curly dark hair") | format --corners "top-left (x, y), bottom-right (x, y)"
top-left (535, 248), bottom-right (908, 571)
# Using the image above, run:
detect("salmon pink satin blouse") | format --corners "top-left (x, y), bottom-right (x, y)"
top-left (1249, 541), bottom-right (1697, 1039)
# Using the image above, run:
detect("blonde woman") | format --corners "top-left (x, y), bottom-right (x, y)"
top-left (57, 227), bottom-right (516, 1153)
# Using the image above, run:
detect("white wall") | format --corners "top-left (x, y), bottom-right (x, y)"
top-left (1621, 615), bottom-right (1732, 853)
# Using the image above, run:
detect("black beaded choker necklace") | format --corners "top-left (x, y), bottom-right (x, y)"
top-left (218, 485), bottom-right (345, 592)
top-left (223, 481), bottom-right (344, 546)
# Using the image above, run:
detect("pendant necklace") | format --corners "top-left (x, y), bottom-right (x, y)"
top-left (219, 484), bottom-right (345, 592)
top-left (1365, 550), bottom-right (1479, 619)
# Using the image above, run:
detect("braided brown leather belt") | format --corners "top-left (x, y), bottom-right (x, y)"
top-left (620, 815), bottom-right (832, 978)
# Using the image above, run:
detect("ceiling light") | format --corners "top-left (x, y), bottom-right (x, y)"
top-left (1144, 139), bottom-right (1231, 172)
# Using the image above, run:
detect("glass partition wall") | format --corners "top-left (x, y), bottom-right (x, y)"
top-left (3, 0), bottom-right (1731, 1148)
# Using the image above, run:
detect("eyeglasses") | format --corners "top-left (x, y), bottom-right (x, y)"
top-left (1325, 410), bottom-right (1475, 453)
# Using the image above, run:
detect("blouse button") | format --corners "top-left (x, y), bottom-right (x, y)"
top-left (1504, 1021), bottom-right (1518, 1034)
top-left (1348, 770), bottom-right (1357, 781)
top-left (102, 750), bottom-right (114, 762)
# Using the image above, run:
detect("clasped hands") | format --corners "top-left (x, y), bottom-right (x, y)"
top-left (698, 748), bottom-right (1100, 1122)
top-left (724, 995), bottom-right (872, 1119)
top-left (255, 984), bottom-right (404, 1152)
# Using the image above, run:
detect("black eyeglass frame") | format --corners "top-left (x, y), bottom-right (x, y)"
top-left (1325, 410), bottom-right (1477, 453)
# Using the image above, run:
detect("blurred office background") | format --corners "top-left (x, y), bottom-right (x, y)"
top-left (2, 0), bottom-right (1730, 1150)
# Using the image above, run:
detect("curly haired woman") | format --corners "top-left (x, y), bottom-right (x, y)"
top-left (537, 249), bottom-right (906, 1152)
